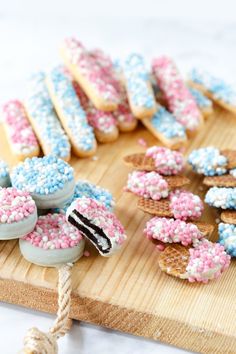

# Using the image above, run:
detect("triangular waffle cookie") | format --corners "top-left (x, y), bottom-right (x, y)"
top-left (158, 245), bottom-right (189, 279)
top-left (221, 149), bottom-right (236, 170)
top-left (124, 153), bottom-right (156, 171)
top-left (203, 174), bottom-right (236, 187)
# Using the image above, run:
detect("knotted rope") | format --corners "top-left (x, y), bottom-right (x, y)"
top-left (23, 264), bottom-right (72, 354)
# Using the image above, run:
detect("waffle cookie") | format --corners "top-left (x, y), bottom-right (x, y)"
top-left (138, 189), bottom-right (203, 221)
top-left (218, 222), bottom-right (236, 257)
top-left (203, 175), bottom-right (236, 187)
top-left (158, 240), bottom-right (230, 283)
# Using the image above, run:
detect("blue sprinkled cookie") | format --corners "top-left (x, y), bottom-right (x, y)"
top-left (205, 187), bottom-right (236, 209)
top-left (54, 180), bottom-right (114, 213)
top-left (11, 155), bottom-right (75, 209)
top-left (218, 223), bottom-right (236, 257)
top-left (46, 66), bottom-right (97, 157)
top-left (123, 54), bottom-right (156, 118)
top-left (188, 87), bottom-right (213, 114)
top-left (0, 160), bottom-right (10, 187)
top-left (25, 72), bottom-right (71, 160)
top-left (188, 147), bottom-right (228, 176)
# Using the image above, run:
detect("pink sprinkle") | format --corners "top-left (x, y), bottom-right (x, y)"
top-left (138, 138), bottom-right (147, 147)
top-left (146, 146), bottom-right (184, 175)
top-left (83, 250), bottom-right (90, 257)
top-left (156, 244), bottom-right (165, 252)
top-left (169, 190), bottom-right (203, 221)
top-left (152, 56), bottom-right (201, 131)
top-left (1, 100), bottom-right (39, 156)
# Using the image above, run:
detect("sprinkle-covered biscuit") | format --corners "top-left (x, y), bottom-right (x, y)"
top-left (218, 222), bottom-right (236, 257)
top-left (25, 72), bottom-right (71, 160)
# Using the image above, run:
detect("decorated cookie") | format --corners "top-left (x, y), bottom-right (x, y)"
top-left (124, 146), bottom-right (185, 175)
top-left (55, 180), bottom-right (115, 213)
top-left (188, 147), bottom-right (228, 176)
top-left (19, 213), bottom-right (85, 266)
top-left (0, 188), bottom-right (37, 240)
top-left (205, 187), bottom-right (236, 209)
top-left (144, 217), bottom-right (212, 246)
top-left (123, 53), bottom-right (156, 119)
top-left (1, 100), bottom-right (40, 160)
top-left (60, 37), bottom-right (120, 111)
top-left (46, 65), bottom-right (97, 157)
top-left (152, 56), bottom-right (202, 133)
top-left (73, 79), bottom-right (119, 143)
top-left (91, 49), bottom-right (138, 132)
top-left (25, 72), bottom-right (71, 160)
top-left (138, 189), bottom-right (203, 221)
top-left (158, 239), bottom-right (230, 283)
top-left (125, 171), bottom-right (169, 200)
top-left (188, 87), bottom-right (213, 118)
top-left (218, 223), bottom-right (236, 257)
top-left (11, 156), bottom-right (75, 209)
top-left (141, 105), bottom-right (187, 149)
top-left (0, 160), bottom-right (11, 187)
top-left (66, 198), bottom-right (126, 256)
top-left (189, 68), bottom-right (236, 114)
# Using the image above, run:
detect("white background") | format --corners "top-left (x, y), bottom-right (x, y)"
top-left (0, 0), bottom-right (235, 353)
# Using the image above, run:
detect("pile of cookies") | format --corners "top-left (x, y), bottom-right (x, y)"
top-left (2, 37), bottom-right (236, 161)
top-left (188, 146), bottom-right (236, 257)
top-left (124, 146), bottom-right (231, 283)
top-left (0, 155), bottom-right (126, 265)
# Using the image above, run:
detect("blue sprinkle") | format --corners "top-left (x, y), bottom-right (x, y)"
top-left (205, 187), bottom-right (236, 209)
top-left (11, 155), bottom-right (74, 196)
top-left (189, 68), bottom-right (236, 106)
top-left (54, 180), bottom-right (114, 213)
top-left (188, 147), bottom-right (227, 176)
top-left (149, 107), bottom-right (186, 139)
top-left (25, 71), bottom-right (71, 159)
top-left (123, 54), bottom-right (155, 109)
top-left (218, 222), bottom-right (236, 257)
top-left (189, 87), bottom-right (212, 109)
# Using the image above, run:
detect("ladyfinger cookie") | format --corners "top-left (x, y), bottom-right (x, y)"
top-left (189, 68), bottom-right (236, 114)
top-left (24, 72), bottom-right (71, 161)
top-left (60, 37), bottom-right (120, 111)
top-left (91, 49), bottom-right (138, 132)
top-left (152, 56), bottom-right (203, 134)
top-left (46, 65), bottom-right (97, 157)
top-left (141, 104), bottom-right (187, 148)
top-left (123, 53), bottom-right (156, 119)
top-left (72, 79), bottom-right (119, 143)
top-left (188, 87), bottom-right (213, 118)
top-left (1, 100), bottom-right (40, 160)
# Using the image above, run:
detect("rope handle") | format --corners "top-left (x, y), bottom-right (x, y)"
top-left (22, 264), bottom-right (73, 354)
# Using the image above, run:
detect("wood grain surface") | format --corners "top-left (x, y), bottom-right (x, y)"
top-left (0, 107), bottom-right (236, 354)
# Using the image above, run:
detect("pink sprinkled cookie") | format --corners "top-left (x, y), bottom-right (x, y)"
top-left (152, 57), bottom-right (203, 134)
top-left (1, 100), bottom-right (40, 160)
top-left (90, 49), bottom-right (138, 132)
top-left (146, 146), bottom-right (184, 175)
top-left (60, 37), bottom-right (120, 111)
top-left (158, 240), bottom-right (230, 283)
top-left (125, 171), bottom-right (169, 200)
top-left (169, 190), bottom-right (203, 221)
top-left (0, 188), bottom-right (37, 240)
top-left (73, 79), bottom-right (119, 143)
top-left (144, 217), bottom-right (204, 246)
top-left (19, 213), bottom-right (85, 267)
top-left (66, 198), bottom-right (126, 256)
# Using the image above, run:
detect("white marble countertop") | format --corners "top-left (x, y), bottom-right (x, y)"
top-left (1, 1), bottom-right (235, 352)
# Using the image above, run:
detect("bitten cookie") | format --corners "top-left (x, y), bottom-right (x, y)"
top-left (123, 53), bottom-right (156, 119)
top-left (1, 100), bottom-right (40, 160)
top-left (46, 65), bottom-right (97, 157)
top-left (25, 72), bottom-right (71, 161)
top-left (11, 156), bottom-right (75, 209)
top-left (0, 188), bottom-right (37, 240)
top-left (152, 56), bottom-right (203, 134)
top-left (0, 160), bottom-right (11, 187)
top-left (60, 37), bottom-right (120, 111)
top-left (19, 213), bottom-right (85, 266)
top-left (66, 198), bottom-right (126, 256)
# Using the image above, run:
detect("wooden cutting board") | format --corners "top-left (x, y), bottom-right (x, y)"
top-left (0, 107), bottom-right (236, 354)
